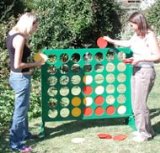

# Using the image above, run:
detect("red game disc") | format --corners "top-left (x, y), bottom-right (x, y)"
top-left (106, 106), bottom-right (115, 115)
top-left (97, 133), bottom-right (112, 139)
top-left (95, 107), bottom-right (104, 116)
top-left (83, 86), bottom-right (92, 95)
top-left (112, 134), bottom-right (127, 141)
top-left (84, 107), bottom-right (92, 116)
top-left (97, 37), bottom-right (108, 48)
top-left (95, 96), bottom-right (104, 105)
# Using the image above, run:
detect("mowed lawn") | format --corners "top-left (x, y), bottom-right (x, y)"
top-left (2, 64), bottom-right (160, 153)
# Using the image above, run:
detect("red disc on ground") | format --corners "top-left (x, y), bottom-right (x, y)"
top-left (95, 107), bottom-right (104, 116)
top-left (95, 96), bottom-right (104, 105)
top-left (106, 106), bottom-right (115, 115)
top-left (83, 86), bottom-right (92, 95)
top-left (97, 37), bottom-right (108, 48)
top-left (97, 133), bottom-right (112, 139)
top-left (84, 107), bottom-right (92, 116)
top-left (113, 134), bottom-right (127, 141)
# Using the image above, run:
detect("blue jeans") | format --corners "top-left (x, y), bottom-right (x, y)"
top-left (9, 72), bottom-right (31, 149)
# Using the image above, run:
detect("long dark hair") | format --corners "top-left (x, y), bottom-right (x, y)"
top-left (128, 12), bottom-right (150, 37)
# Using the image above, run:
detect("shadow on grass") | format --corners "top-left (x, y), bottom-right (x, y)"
top-left (33, 108), bottom-right (160, 143)
top-left (34, 117), bottom-right (129, 143)
top-left (0, 129), bottom-right (11, 153)
top-left (1, 118), bottom-right (128, 152)
top-left (150, 108), bottom-right (160, 134)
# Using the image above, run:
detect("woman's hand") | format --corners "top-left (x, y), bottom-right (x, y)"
top-left (103, 36), bottom-right (114, 43)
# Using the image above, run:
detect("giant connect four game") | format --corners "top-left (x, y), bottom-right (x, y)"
top-left (40, 47), bottom-right (135, 135)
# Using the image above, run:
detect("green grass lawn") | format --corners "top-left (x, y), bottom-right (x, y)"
top-left (1, 64), bottom-right (160, 153)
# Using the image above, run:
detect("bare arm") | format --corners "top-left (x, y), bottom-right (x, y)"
top-left (103, 36), bottom-right (131, 47)
top-left (13, 35), bottom-right (43, 70)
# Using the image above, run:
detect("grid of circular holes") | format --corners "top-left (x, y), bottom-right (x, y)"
top-left (106, 84), bottom-right (115, 94)
top-left (59, 75), bottom-right (69, 85)
top-left (83, 52), bottom-right (92, 61)
top-left (106, 49), bottom-right (115, 61)
top-left (48, 54), bottom-right (57, 63)
top-left (59, 86), bottom-right (69, 96)
top-left (71, 53), bottom-right (80, 63)
top-left (106, 95), bottom-right (115, 105)
top-left (46, 50), bottom-right (130, 119)
top-left (83, 64), bottom-right (92, 72)
top-left (106, 63), bottom-right (115, 72)
top-left (95, 74), bottom-right (104, 84)
top-left (117, 62), bottom-right (126, 72)
top-left (60, 53), bottom-right (69, 63)
top-left (60, 108), bottom-right (70, 118)
top-left (106, 73), bottom-right (115, 83)
top-left (71, 75), bottom-right (81, 84)
top-left (48, 109), bottom-right (58, 118)
top-left (71, 86), bottom-right (81, 96)
top-left (117, 73), bottom-right (126, 83)
top-left (71, 64), bottom-right (80, 73)
top-left (48, 76), bottom-right (58, 86)
top-left (60, 97), bottom-right (70, 107)
top-left (60, 64), bottom-right (69, 74)
top-left (117, 84), bottom-right (126, 93)
top-left (47, 66), bottom-right (57, 74)
top-left (117, 94), bottom-right (126, 104)
top-left (48, 98), bottom-right (57, 108)
top-left (48, 87), bottom-right (58, 97)
top-left (95, 52), bottom-right (103, 62)
top-left (95, 64), bottom-right (104, 73)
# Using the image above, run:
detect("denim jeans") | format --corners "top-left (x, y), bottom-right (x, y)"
top-left (9, 72), bottom-right (31, 149)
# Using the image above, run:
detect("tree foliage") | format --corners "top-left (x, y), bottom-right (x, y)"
top-left (145, 0), bottom-right (160, 35)
top-left (31, 0), bottom-right (123, 49)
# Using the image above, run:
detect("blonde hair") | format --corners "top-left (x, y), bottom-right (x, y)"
top-left (13, 12), bottom-right (38, 35)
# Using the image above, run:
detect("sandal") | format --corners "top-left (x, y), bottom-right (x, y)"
top-left (20, 146), bottom-right (32, 153)
top-left (11, 146), bottom-right (32, 153)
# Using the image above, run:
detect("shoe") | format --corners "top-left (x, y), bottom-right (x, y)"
top-left (20, 146), bottom-right (32, 153)
top-left (132, 135), bottom-right (149, 142)
top-left (11, 146), bottom-right (32, 153)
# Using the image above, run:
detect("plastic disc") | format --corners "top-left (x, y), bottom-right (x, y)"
top-left (97, 37), bottom-right (108, 48)
top-left (34, 53), bottom-right (48, 62)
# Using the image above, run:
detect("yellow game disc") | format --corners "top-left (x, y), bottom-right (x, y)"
top-left (71, 97), bottom-right (81, 106)
top-left (34, 53), bottom-right (48, 62)
top-left (71, 107), bottom-right (81, 117)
